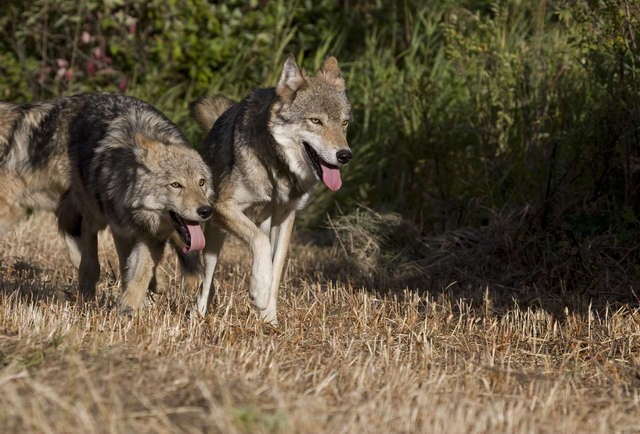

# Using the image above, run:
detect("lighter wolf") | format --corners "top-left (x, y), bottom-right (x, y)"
top-left (191, 55), bottom-right (353, 324)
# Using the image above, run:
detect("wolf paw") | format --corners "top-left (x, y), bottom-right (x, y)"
top-left (185, 306), bottom-right (204, 324)
top-left (195, 301), bottom-right (208, 317)
top-left (117, 304), bottom-right (135, 318)
top-left (259, 308), bottom-right (278, 326)
top-left (249, 277), bottom-right (270, 310)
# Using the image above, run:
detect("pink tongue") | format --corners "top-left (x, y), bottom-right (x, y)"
top-left (183, 224), bottom-right (205, 253)
top-left (321, 164), bottom-right (342, 191)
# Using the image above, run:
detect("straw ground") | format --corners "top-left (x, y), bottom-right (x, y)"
top-left (1, 212), bottom-right (640, 433)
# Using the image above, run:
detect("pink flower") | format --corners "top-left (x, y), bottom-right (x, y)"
top-left (81, 31), bottom-right (91, 44)
top-left (86, 59), bottom-right (97, 76)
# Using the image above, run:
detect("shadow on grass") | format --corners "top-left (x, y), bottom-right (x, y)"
top-left (295, 207), bottom-right (640, 321)
top-left (0, 257), bottom-right (83, 305)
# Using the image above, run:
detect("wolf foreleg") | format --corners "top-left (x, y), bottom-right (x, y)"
top-left (260, 210), bottom-right (295, 325)
top-left (214, 203), bottom-right (272, 310)
top-left (77, 226), bottom-right (100, 299)
top-left (118, 240), bottom-right (164, 313)
top-left (196, 224), bottom-right (226, 316)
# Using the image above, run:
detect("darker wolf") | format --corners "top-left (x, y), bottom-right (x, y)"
top-left (190, 56), bottom-right (353, 324)
top-left (0, 93), bottom-right (214, 312)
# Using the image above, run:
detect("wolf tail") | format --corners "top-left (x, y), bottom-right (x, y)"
top-left (190, 95), bottom-right (235, 132)
top-left (56, 190), bottom-right (82, 238)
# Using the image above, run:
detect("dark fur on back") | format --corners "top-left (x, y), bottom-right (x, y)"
top-left (203, 89), bottom-right (279, 169)
top-left (1, 95), bottom-right (88, 170)
top-left (204, 88), bottom-right (305, 201)
top-left (27, 103), bottom-right (65, 168)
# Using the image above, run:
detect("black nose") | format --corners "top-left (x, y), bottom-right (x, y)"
top-left (336, 149), bottom-right (352, 164)
top-left (197, 206), bottom-right (213, 219)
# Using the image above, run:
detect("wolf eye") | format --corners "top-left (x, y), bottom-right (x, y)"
top-left (199, 178), bottom-right (206, 187)
top-left (309, 118), bottom-right (322, 125)
top-left (342, 120), bottom-right (350, 127)
top-left (170, 182), bottom-right (183, 189)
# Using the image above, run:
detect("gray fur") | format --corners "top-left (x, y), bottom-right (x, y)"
top-left (0, 93), bottom-right (214, 312)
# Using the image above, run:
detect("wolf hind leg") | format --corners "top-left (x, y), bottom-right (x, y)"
top-left (118, 239), bottom-right (164, 314)
top-left (0, 189), bottom-right (28, 236)
top-left (195, 224), bottom-right (226, 316)
top-left (56, 190), bottom-right (83, 268)
top-left (77, 224), bottom-right (100, 300)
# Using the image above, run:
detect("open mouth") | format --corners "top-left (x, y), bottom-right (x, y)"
top-left (303, 142), bottom-right (342, 191)
top-left (169, 211), bottom-right (206, 253)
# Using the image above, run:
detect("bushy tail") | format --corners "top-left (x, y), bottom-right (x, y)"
top-left (56, 190), bottom-right (82, 238)
top-left (189, 95), bottom-right (234, 132)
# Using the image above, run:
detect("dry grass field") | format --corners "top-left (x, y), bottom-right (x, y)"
top-left (1, 212), bottom-right (640, 433)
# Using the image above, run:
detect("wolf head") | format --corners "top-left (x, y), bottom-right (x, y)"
top-left (270, 56), bottom-right (353, 191)
top-left (133, 133), bottom-right (213, 253)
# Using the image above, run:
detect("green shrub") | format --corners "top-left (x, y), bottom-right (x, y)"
top-left (1, 0), bottom-right (640, 238)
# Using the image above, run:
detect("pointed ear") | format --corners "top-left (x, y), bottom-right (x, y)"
top-left (276, 55), bottom-right (306, 102)
top-left (319, 56), bottom-right (345, 90)
top-left (134, 132), bottom-right (161, 154)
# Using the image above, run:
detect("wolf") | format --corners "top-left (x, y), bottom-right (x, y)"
top-left (190, 55), bottom-right (352, 324)
top-left (0, 93), bottom-right (214, 312)
top-left (0, 99), bottom-right (75, 235)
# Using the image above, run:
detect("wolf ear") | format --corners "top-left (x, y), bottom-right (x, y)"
top-left (319, 56), bottom-right (345, 90)
top-left (276, 55), bottom-right (306, 102)
top-left (134, 132), bottom-right (161, 154)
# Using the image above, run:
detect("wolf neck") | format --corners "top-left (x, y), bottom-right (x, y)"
top-left (241, 88), bottom-right (313, 200)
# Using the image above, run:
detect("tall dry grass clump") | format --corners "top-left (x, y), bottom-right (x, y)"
top-left (328, 205), bottom-right (640, 314)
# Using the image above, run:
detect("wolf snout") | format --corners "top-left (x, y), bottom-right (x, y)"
top-left (197, 205), bottom-right (213, 220)
top-left (336, 149), bottom-right (352, 165)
